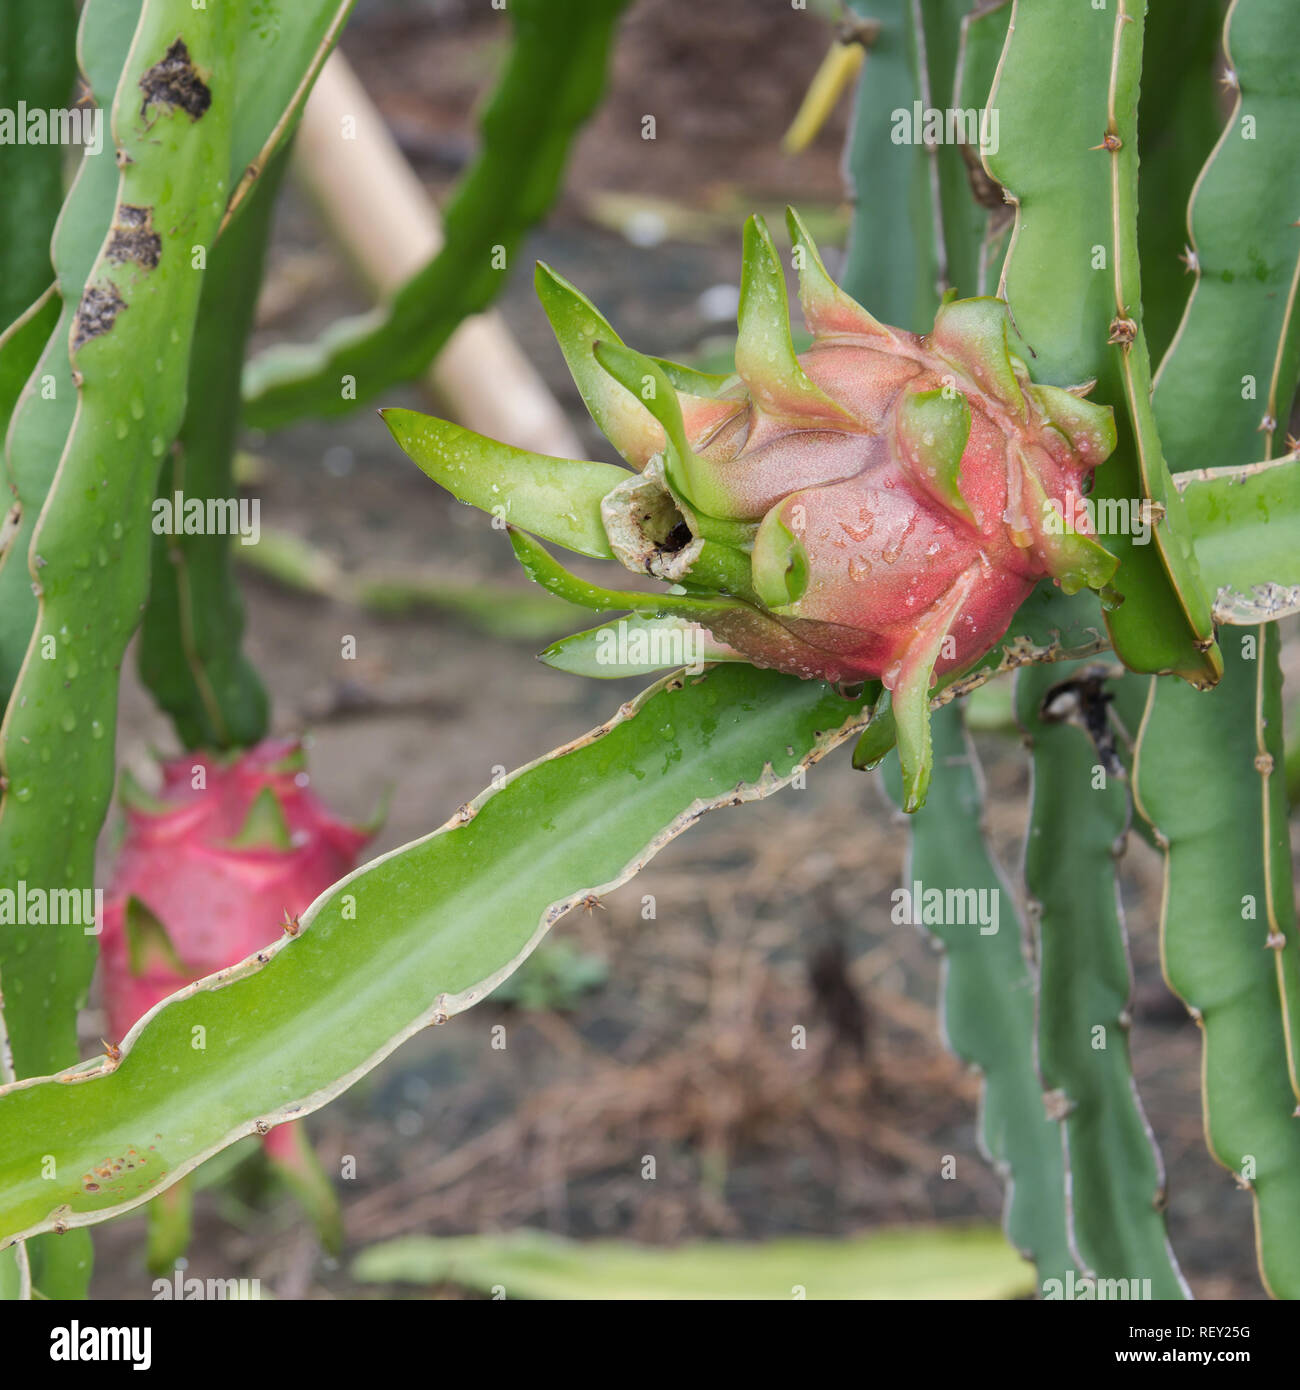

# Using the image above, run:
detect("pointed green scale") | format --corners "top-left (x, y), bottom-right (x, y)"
top-left (928, 298), bottom-right (1027, 419)
top-left (651, 357), bottom-right (739, 400)
top-left (1018, 460), bottom-right (1120, 595)
top-left (1030, 383), bottom-right (1117, 466)
top-left (119, 770), bottom-right (173, 817)
top-left (264, 1120), bottom-right (344, 1256)
top-left (382, 407), bottom-right (625, 559)
top-left (263, 745), bottom-right (308, 777)
top-left (533, 262), bottom-right (663, 468)
top-left (507, 526), bottom-right (746, 622)
top-left (684, 542), bottom-right (760, 603)
top-left (591, 341), bottom-right (742, 522)
top-left (229, 786), bottom-right (293, 852)
top-left (736, 214), bottom-right (855, 425)
top-left (1047, 532), bottom-right (1122, 597)
top-left (785, 206), bottom-right (892, 341)
top-left (540, 615), bottom-right (745, 678)
top-left (124, 897), bottom-right (186, 978)
top-left (896, 388), bottom-right (974, 521)
top-left (889, 572), bottom-right (977, 812)
top-left (751, 515), bottom-right (811, 610)
top-left (850, 694), bottom-right (894, 770)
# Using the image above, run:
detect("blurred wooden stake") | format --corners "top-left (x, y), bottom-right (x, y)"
top-left (291, 51), bottom-right (584, 459)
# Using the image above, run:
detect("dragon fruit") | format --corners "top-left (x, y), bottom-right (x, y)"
top-left (99, 738), bottom-right (373, 1253)
top-left (383, 210), bottom-right (1118, 809)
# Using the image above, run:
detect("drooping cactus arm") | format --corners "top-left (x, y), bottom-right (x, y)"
top-left (1133, 0), bottom-right (1300, 1300)
top-left (0, 665), bottom-right (874, 1243)
top-left (241, 0), bottom-right (631, 430)
top-left (984, 0), bottom-right (1219, 686)
top-left (882, 706), bottom-right (1074, 1284)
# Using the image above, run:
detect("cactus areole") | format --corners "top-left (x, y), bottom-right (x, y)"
top-left (384, 211), bottom-right (1119, 808)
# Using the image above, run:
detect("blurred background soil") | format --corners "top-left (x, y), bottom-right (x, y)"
top-left (86, 0), bottom-right (1290, 1299)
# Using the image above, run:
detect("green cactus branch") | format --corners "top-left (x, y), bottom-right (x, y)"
top-left (219, 1), bottom-right (354, 234)
top-left (982, 0), bottom-right (1197, 1298)
top-left (0, 988), bottom-right (31, 1300)
top-left (241, 0), bottom-right (630, 430)
top-left (0, 0), bottom-right (77, 335)
top-left (1133, 1), bottom-right (1224, 365)
top-left (0, 0), bottom-right (141, 709)
top-left (1177, 454), bottom-right (1300, 622)
top-left (984, 0), bottom-right (1219, 686)
top-left (1016, 658), bottom-right (1186, 1296)
top-left (0, 0), bottom-right (239, 1088)
top-left (842, 1), bottom-right (926, 331)
top-left (1132, 0), bottom-right (1300, 1300)
top-left (883, 706), bottom-right (1073, 1285)
top-left (843, 2), bottom-right (1071, 1280)
top-left (135, 151), bottom-right (288, 751)
top-left (1134, 633), bottom-right (1300, 1300)
top-left (0, 665), bottom-right (875, 1244)
top-left (1094, 0), bottom-right (1219, 683)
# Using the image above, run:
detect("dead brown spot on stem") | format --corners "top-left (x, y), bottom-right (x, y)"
top-left (72, 282), bottom-right (126, 350)
top-left (106, 204), bottom-right (161, 269)
top-left (139, 38), bottom-right (212, 122)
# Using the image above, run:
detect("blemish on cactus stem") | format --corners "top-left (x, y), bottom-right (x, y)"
top-left (254, 1120), bottom-right (270, 1135)
top-left (72, 283), bottom-right (127, 350)
top-left (1043, 1089), bottom-right (1074, 1121)
top-left (139, 38), bottom-right (212, 122)
top-left (106, 204), bottom-right (161, 270)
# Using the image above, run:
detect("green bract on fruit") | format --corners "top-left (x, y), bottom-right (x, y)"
top-left (383, 210), bottom-right (1118, 809)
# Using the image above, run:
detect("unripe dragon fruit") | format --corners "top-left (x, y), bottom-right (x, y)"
top-left (99, 738), bottom-right (372, 1250)
top-left (384, 210), bottom-right (1118, 809)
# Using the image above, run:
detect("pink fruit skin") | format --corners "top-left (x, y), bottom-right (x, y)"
top-left (99, 739), bottom-right (370, 1046)
top-left (698, 330), bottom-right (1110, 688)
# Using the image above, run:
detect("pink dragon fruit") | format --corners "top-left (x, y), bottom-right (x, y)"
top-left (100, 738), bottom-right (373, 1252)
top-left (383, 210), bottom-right (1118, 810)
